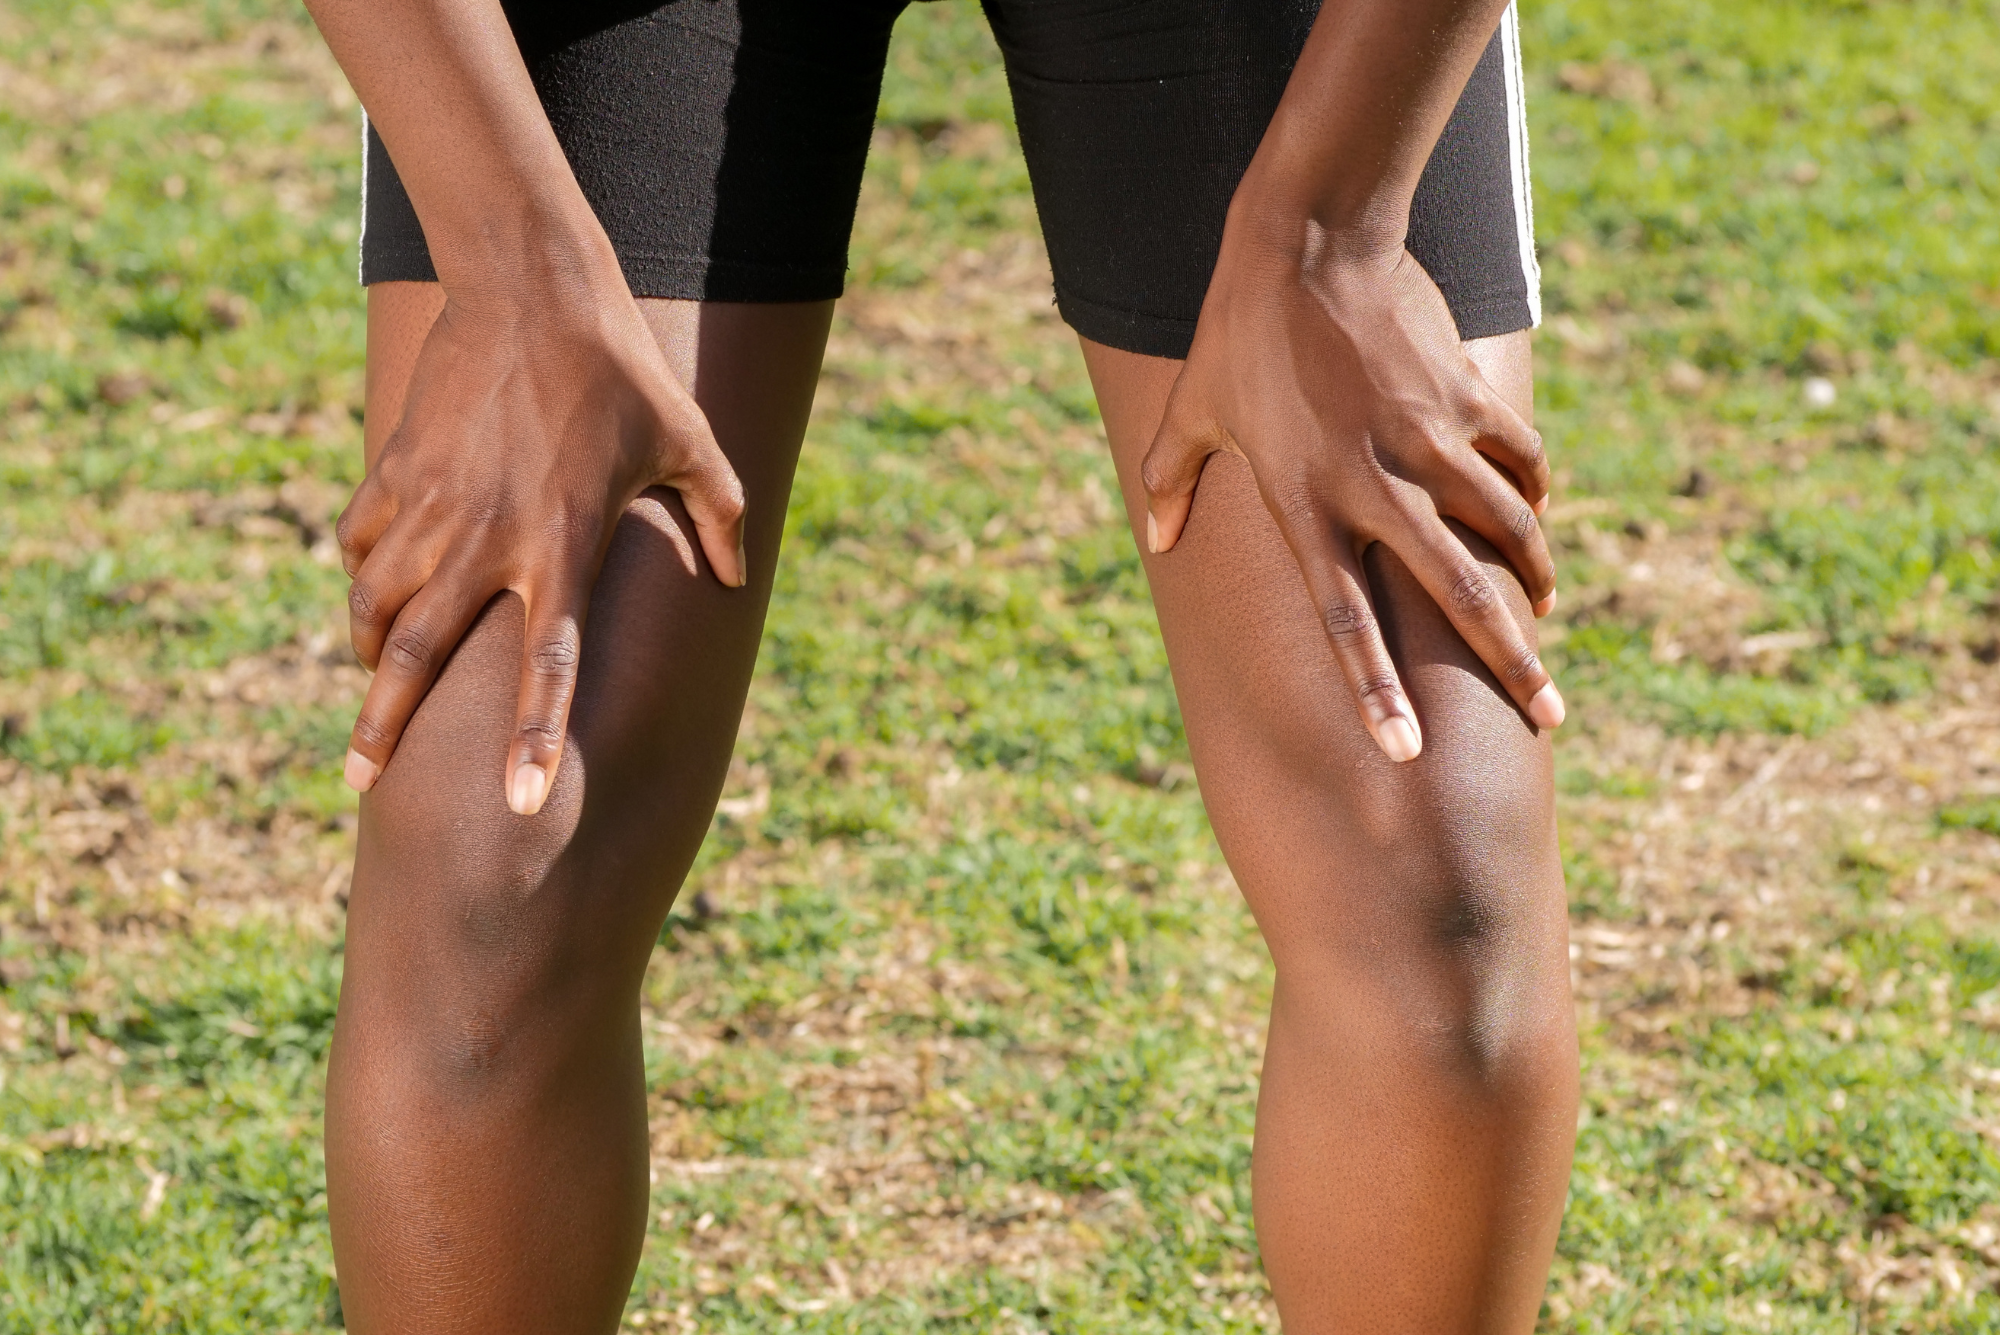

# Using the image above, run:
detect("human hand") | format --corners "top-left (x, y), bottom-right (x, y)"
top-left (1142, 230), bottom-right (1561, 763)
top-left (337, 278), bottom-right (747, 814)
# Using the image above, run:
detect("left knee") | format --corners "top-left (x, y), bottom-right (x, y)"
top-left (1255, 717), bottom-right (1572, 1090)
top-left (1276, 875), bottom-right (1572, 1094)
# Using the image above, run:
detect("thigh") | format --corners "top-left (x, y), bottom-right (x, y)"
top-left (1083, 332), bottom-right (1563, 979)
top-left (347, 286), bottom-right (832, 1004)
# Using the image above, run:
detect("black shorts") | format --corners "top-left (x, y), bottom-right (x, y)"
top-left (360, 0), bottom-right (1541, 360)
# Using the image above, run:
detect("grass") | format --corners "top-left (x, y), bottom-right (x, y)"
top-left (4, 0), bottom-right (2000, 1330)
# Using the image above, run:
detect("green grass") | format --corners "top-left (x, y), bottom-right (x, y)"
top-left (1531, 0), bottom-right (2000, 730)
top-left (5, 0), bottom-right (2000, 1329)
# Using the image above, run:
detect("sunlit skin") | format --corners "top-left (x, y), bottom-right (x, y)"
top-left (306, 0), bottom-right (1580, 1328)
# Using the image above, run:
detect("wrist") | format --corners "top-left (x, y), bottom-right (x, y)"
top-left (1227, 158), bottom-right (1409, 275)
top-left (1218, 192), bottom-right (1407, 314)
top-left (423, 188), bottom-right (628, 313)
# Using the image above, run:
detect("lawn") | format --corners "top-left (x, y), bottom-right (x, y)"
top-left (4, 0), bottom-right (2000, 1330)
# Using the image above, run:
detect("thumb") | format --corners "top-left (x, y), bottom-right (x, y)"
top-left (1139, 371), bottom-right (1228, 554)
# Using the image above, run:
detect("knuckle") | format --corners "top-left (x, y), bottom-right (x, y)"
top-left (1524, 429), bottom-right (1547, 471)
top-left (1138, 454), bottom-right (1173, 498)
top-left (464, 498), bottom-right (511, 532)
top-left (376, 445), bottom-right (421, 492)
top-left (1322, 600), bottom-right (1376, 642)
top-left (383, 624), bottom-right (437, 676)
top-left (1501, 647), bottom-right (1544, 687)
top-left (541, 507), bottom-right (592, 552)
top-left (1511, 506), bottom-right (1540, 545)
top-left (660, 395), bottom-right (711, 443)
top-left (349, 713), bottom-right (393, 752)
top-left (706, 476), bottom-right (747, 523)
top-left (347, 580), bottom-right (385, 626)
top-left (515, 717), bottom-right (564, 750)
top-left (1269, 479), bottom-right (1323, 531)
top-left (528, 635), bottom-right (579, 678)
top-left (1448, 568), bottom-right (1498, 616)
top-left (1353, 673), bottom-right (1402, 704)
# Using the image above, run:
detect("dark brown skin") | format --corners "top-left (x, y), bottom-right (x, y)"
top-left (1147, 0), bottom-right (1565, 763)
top-left (308, 0), bottom-right (748, 818)
top-left (306, 0), bottom-right (1579, 1328)
top-left (1091, 335), bottom-right (1575, 1331)
top-left (328, 290), bottom-right (830, 1330)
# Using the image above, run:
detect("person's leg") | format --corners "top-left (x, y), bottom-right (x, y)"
top-left (325, 282), bottom-right (834, 1334)
top-left (1082, 331), bottom-right (1575, 1333)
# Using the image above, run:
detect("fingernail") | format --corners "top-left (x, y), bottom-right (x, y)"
top-left (509, 763), bottom-right (548, 816)
top-left (343, 749), bottom-right (380, 793)
top-left (1534, 496), bottom-right (1549, 516)
top-left (1535, 590), bottom-right (1558, 617)
top-left (1527, 683), bottom-right (1566, 730)
top-left (1145, 512), bottom-right (1160, 554)
top-left (735, 538), bottom-right (749, 588)
top-left (1377, 714), bottom-right (1422, 763)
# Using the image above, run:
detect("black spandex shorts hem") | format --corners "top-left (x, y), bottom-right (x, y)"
top-left (360, 0), bottom-right (1542, 360)
top-left (1051, 288), bottom-right (1199, 366)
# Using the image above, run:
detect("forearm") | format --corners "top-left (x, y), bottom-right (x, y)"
top-left (1241, 0), bottom-right (1515, 251)
top-left (305, 0), bottom-right (615, 294)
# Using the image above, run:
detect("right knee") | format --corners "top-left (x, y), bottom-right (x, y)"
top-left (349, 807), bottom-right (627, 1093)
top-left (341, 623), bottom-right (667, 1094)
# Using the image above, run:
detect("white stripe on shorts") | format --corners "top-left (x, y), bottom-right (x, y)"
top-left (358, 109), bottom-right (371, 284)
top-left (1497, 2), bottom-right (1542, 327)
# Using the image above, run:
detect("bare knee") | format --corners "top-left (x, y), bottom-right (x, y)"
top-left (1250, 660), bottom-right (1568, 1087)
top-left (1321, 521), bottom-right (1564, 1062)
top-left (341, 594), bottom-right (697, 1092)
top-left (1275, 856), bottom-right (1569, 1097)
top-left (350, 783), bottom-right (625, 1091)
